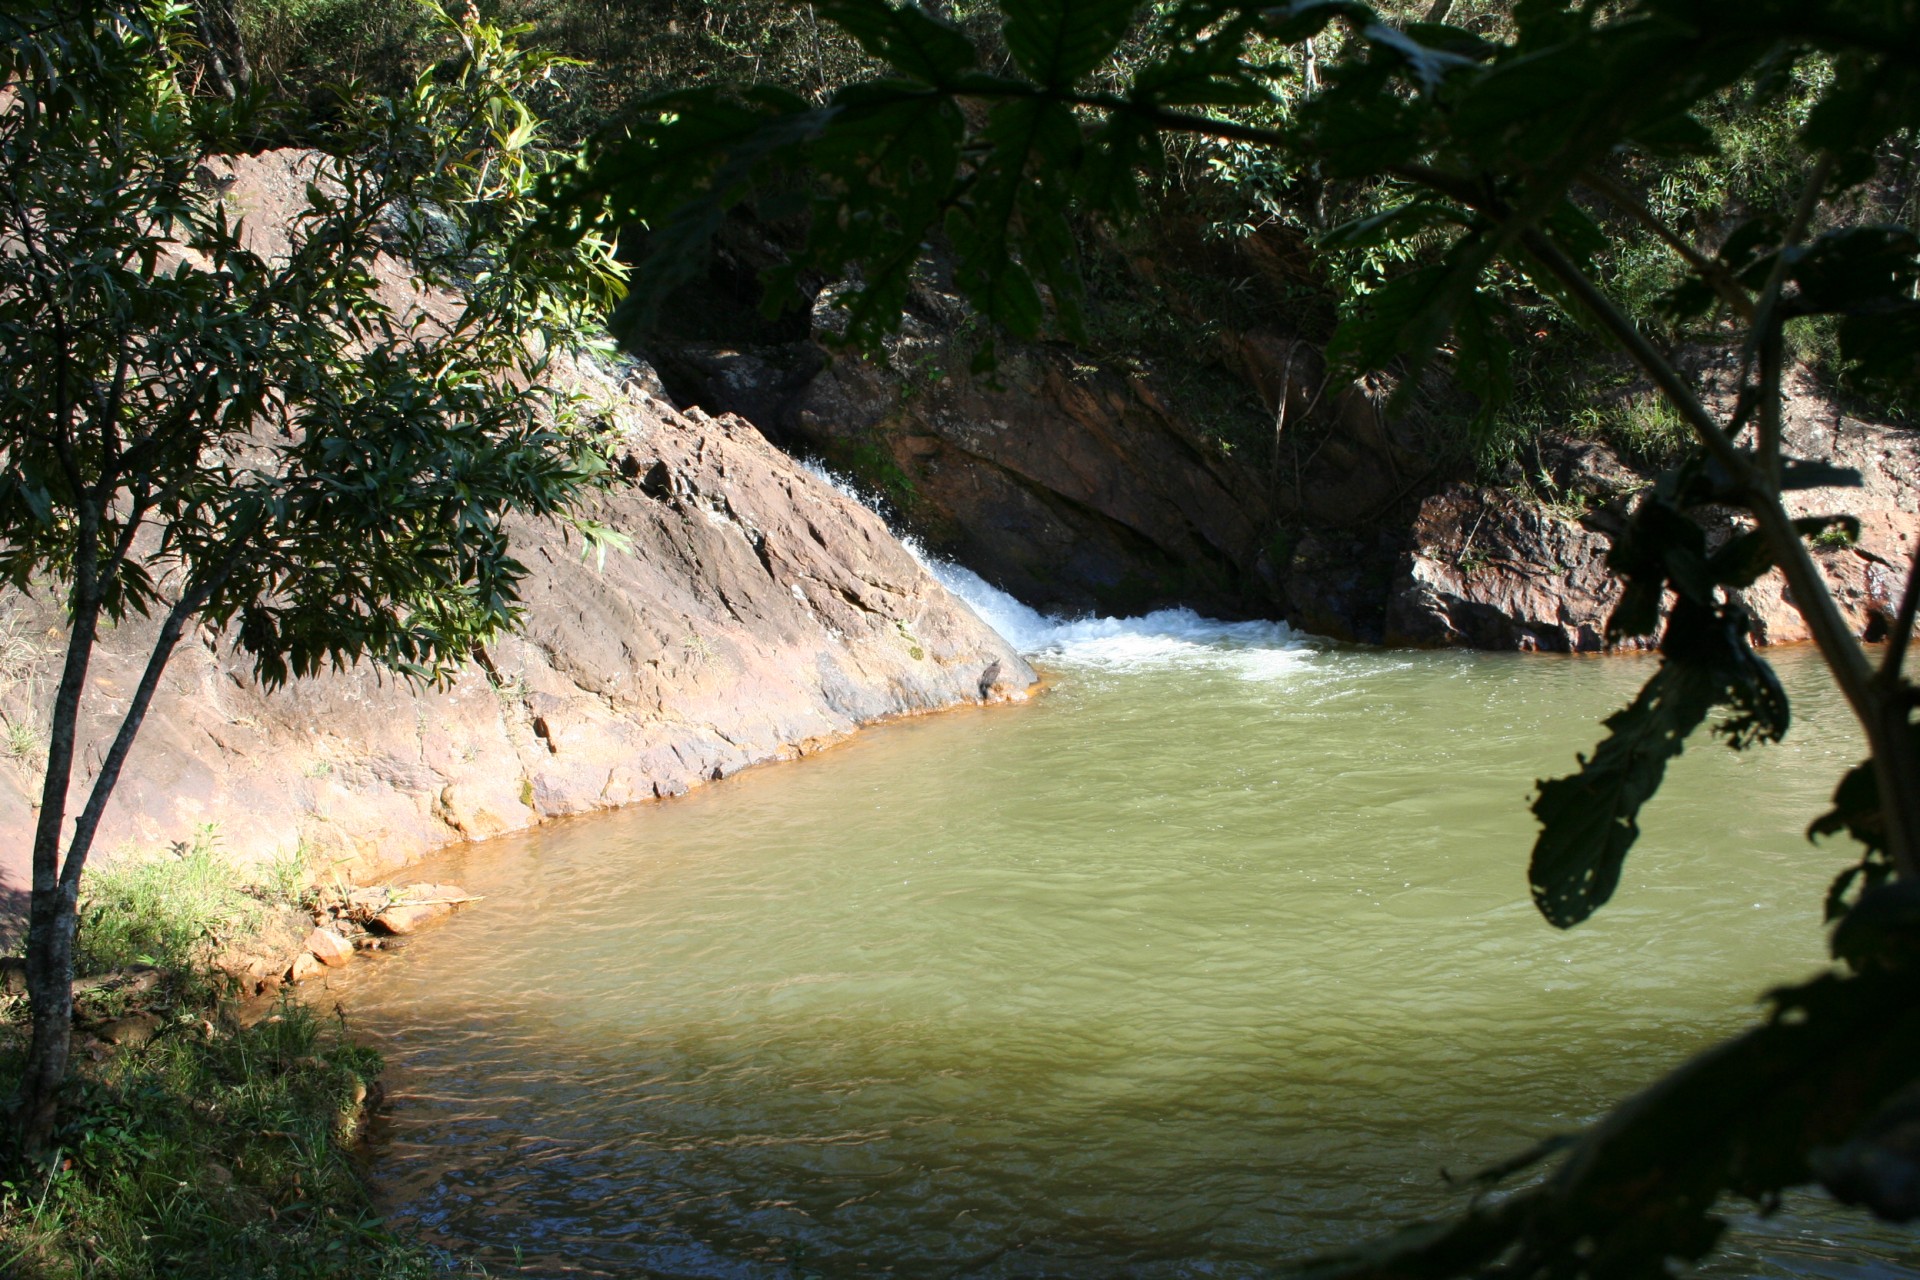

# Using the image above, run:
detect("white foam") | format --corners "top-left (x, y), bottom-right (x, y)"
top-left (806, 461), bottom-right (1315, 676)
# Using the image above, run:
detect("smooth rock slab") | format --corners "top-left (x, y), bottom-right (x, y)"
top-left (97, 1012), bottom-right (162, 1047)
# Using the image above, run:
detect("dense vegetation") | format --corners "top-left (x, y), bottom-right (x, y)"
top-left (216, 0), bottom-right (1918, 476)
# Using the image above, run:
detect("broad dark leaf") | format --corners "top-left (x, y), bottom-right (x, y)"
top-left (1530, 656), bottom-right (1719, 928)
top-left (1839, 301), bottom-right (1920, 400)
top-left (1532, 599), bottom-right (1785, 928)
top-left (1792, 225), bottom-right (1920, 312)
top-left (1602, 490), bottom-right (1707, 640)
top-left (1705, 515), bottom-right (1861, 590)
top-left (1254, 0), bottom-right (1373, 44)
top-left (1358, 21), bottom-right (1479, 94)
top-left (816, 0), bottom-right (975, 86)
top-left (945, 97), bottom-right (1082, 341)
top-left (1831, 882), bottom-right (1920, 975)
top-left (1002, 0), bottom-right (1137, 87)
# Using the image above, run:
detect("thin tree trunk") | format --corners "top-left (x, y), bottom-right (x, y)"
top-left (17, 557), bottom-right (232, 1155)
top-left (193, 1), bottom-right (236, 100)
top-left (17, 593), bottom-right (102, 1157)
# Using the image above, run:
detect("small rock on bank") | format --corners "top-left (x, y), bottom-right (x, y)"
top-left (304, 927), bottom-right (353, 968)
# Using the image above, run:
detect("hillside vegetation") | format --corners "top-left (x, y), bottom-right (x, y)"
top-left (220, 0), bottom-right (1918, 481)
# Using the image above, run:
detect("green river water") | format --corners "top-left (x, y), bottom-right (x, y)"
top-left (330, 562), bottom-right (1920, 1279)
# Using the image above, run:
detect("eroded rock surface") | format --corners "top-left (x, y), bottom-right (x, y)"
top-left (0, 153), bottom-right (1035, 912)
top-left (0, 397), bottom-right (1034, 894)
top-left (1384, 387), bottom-right (1920, 651)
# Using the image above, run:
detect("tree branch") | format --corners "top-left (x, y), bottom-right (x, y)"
top-left (1521, 228), bottom-right (1917, 875)
top-left (60, 555), bottom-right (239, 892)
top-left (1880, 543), bottom-right (1920, 687)
top-left (1750, 154), bottom-right (1833, 484)
top-left (1518, 230), bottom-right (1751, 479)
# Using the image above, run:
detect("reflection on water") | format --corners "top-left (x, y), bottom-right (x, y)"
top-left (327, 576), bottom-right (1916, 1278)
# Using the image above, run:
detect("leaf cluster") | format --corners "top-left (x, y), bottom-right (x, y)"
top-left (0, 0), bottom-right (626, 690)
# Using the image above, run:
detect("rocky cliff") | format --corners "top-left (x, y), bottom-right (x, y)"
top-left (640, 220), bottom-right (1916, 654)
top-left (1383, 377), bottom-right (1920, 651)
top-left (0, 153), bottom-right (1035, 927)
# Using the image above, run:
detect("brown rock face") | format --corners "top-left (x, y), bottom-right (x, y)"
top-left (782, 317), bottom-right (1283, 619)
top-left (0, 154), bottom-right (1036, 911)
top-left (1386, 485), bottom-right (1627, 653)
top-left (642, 233), bottom-right (1297, 621)
top-left (0, 394), bottom-right (1035, 893)
top-left (1383, 395), bottom-right (1920, 652)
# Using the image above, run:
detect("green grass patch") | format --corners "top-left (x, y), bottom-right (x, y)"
top-left (0, 1000), bottom-right (440, 1279)
top-left (74, 827), bottom-right (265, 979)
top-left (1570, 392), bottom-right (1692, 472)
top-left (0, 830), bottom-right (453, 1277)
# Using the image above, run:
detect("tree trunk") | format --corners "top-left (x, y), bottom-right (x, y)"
top-left (16, 885), bottom-right (77, 1157)
top-left (15, 577), bottom-right (214, 1156)
top-left (14, 610), bottom-right (97, 1158)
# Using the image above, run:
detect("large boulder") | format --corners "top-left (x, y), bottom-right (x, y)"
top-left (0, 153), bottom-right (1036, 920)
top-left (1386, 484), bottom-right (1627, 653)
top-left (1382, 388), bottom-right (1920, 652)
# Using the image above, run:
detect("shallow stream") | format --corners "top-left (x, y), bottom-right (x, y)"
top-left (331, 560), bottom-right (1919, 1278)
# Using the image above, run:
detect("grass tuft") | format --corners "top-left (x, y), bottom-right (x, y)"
top-left (0, 1000), bottom-right (441, 1279)
top-left (75, 827), bottom-right (262, 978)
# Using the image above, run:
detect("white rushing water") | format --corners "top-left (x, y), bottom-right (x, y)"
top-left (808, 461), bottom-right (1313, 676)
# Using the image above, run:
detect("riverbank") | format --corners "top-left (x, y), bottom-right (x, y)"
top-left (0, 839), bottom-right (439, 1278)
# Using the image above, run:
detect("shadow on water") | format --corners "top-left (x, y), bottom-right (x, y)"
top-left (351, 992), bottom-right (1913, 1279)
top-left (312, 633), bottom-right (1916, 1280)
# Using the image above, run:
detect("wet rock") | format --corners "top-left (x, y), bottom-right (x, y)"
top-left (369, 903), bottom-right (445, 935)
top-left (1286, 531), bottom-right (1397, 645)
top-left (1385, 485), bottom-right (1627, 653)
top-left (362, 882), bottom-right (475, 935)
top-left (286, 953), bottom-right (323, 984)
top-left (645, 237), bottom-right (1291, 621)
top-left (369, 902), bottom-right (451, 935)
top-left (305, 927), bottom-right (353, 968)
